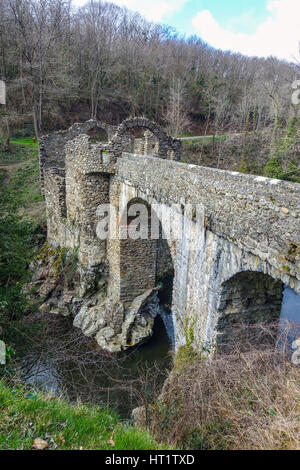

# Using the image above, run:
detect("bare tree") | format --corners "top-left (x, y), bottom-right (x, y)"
top-left (7, 0), bottom-right (72, 136)
top-left (165, 79), bottom-right (191, 137)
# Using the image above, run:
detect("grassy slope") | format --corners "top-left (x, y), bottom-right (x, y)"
top-left (0, 140), bottom-right (166, 451)
top-left (0, 141), bottom-right (45, 327)
top-left (0, 382), bottom-right (163, 450)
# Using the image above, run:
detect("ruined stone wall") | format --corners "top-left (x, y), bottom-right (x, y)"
top-left (64, 135), bottom-right (116, 267)
top-left (104, 117), bottom-right (182, 160)
top-left (44, 168), bottom-right (66, 242)
top-left (43, 131), bottom-right (116, 269)
top-left (39, 120), bottom-right (117, 195)
top-left (40, 118), bottom-right (181, 263)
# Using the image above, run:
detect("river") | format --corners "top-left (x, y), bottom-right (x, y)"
top-left (20, 285), bottom-right (300, 417)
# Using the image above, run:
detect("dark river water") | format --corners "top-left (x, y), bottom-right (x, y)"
top-left (21, 314), bottom-right (173, 418)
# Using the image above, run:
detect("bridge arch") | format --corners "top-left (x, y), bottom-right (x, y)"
top-left (215, 270), bottom-right (285, 353)
top-left (118, 197), bottom-right (157, 307)
top-left (116, 197), bottom-right (174, 306)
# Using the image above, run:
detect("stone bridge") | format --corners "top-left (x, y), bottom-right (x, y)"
top-left (39, 118), bottom-right (300, 353)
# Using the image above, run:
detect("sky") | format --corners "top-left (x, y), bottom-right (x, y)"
top-left (72, 0), bottom-right (300, 61)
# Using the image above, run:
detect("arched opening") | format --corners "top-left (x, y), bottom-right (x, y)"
top-left (87, 126), bottom-right (108, 143)
top-left (124, 127), bottom-right (159, 156)
top-left (119, 197), bottom-right (156, 307)
top-left (216, 271), bottom-right (284, 353)
top-left (111, 117), bottom-right (180, 160)
top-left (118, 197), bottom-right (175, 345)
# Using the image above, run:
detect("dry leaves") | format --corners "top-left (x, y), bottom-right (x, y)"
top-left (108, 430), bottom-right (115, 447)
top-left (31, 438), bottom-right (49, 450)
top-left (58, 434), bottom-right (66, 445)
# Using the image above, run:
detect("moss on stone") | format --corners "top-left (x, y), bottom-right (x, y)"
top-left (34, 241), bottom-right (66, 275)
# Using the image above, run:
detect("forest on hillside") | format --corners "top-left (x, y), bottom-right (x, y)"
top-left (0, 0), bottom-right (299, 140)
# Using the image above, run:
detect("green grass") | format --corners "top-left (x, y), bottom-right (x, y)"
top-left (0, 137), bottom-right (38, 147)
top-left (0, 145), bottom-right (35, 165)
top-left (0, 382), bottom-right (165, 450)
top-left (179, 132), bottom-right (196, 137)
top-left (0, 137), bottom-right (38, 165)
top-left (182, 135), bottom-right (227, 145)
top-left (0, 142), bottom-right (45, 330)
top-left (1, 158), bottom-right (43, 209)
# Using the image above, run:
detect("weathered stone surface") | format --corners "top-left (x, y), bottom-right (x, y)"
top-left (291, 349), bottom-right (300, 365)
top-left (36, 116), bottom-right (300, 354)
top-left (72, 289), bottom-right (158, 352)
top-left (291, 337), bottom-right (300, 365)
top-left (98, 290), bottom-right (158, 352)
top-left (132, 406), bottom-right (147, 428)
top-left (73, 299), bottom-right (124, 339)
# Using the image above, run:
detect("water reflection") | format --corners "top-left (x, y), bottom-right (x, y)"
top-left (21, 314), bottom-right (172, 418)
top-left (278, 285), bottom-right (300, 348)
top-left (21, 285), bottom-right (299, 415)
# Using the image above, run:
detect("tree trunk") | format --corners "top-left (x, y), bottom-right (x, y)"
top-left (0, 102), bottom-right (10, 152)
top-left (33, 100), bottom-right (40, 139)
top-left (5, 110), bottom-right (10, 151)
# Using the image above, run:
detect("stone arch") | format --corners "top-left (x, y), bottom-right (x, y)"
top-left (110, 117), bottom-right (181, 160)
top-left (107, 194), bottom-right (175, 343)
top-left (116, 197), bottom-right (157, 307)
top-left (216, 270), bottom-right (284, 353)
top-left (87, 124), bottom-right (109, 142)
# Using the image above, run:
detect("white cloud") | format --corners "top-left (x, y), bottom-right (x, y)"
top-left (192, 0), bottom-right (300, 61)
top-left (72, 0), bottom-right (187, 22)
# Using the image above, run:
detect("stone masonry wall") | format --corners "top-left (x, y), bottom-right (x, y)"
top-left (39, 120), bottom-right (117, 195)
top-left (114, 177), bottom-right (299, 351)
top-left (116, 153), bottom-right (300, 290)
top-left (103, 117), bottom-right (182, 160)
top-left (119, 237), bottom-right (157, 308)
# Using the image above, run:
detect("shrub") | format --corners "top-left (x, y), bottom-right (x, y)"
top-left (151, 340), bottom-right (300, 450)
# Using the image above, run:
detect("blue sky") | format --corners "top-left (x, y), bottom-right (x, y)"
top-left (73, 0), bottom-right (300, 61)
top-left (164, 0), bottom-right (268, 36)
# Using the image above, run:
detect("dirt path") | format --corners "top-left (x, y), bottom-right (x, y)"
top-left (0, 162), bottom-right (21, 184)
top-left (178, 132), bottom-right (241, 141)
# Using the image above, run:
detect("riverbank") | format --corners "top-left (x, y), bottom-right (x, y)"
top-left (0, 140), bottom-right (173, 450)
top-left (0, 381), bottom-right (166, 450)
top-left (147, 345), bottom-right (300, 450)
top-left (1, 138), bottom-right (299, 451)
